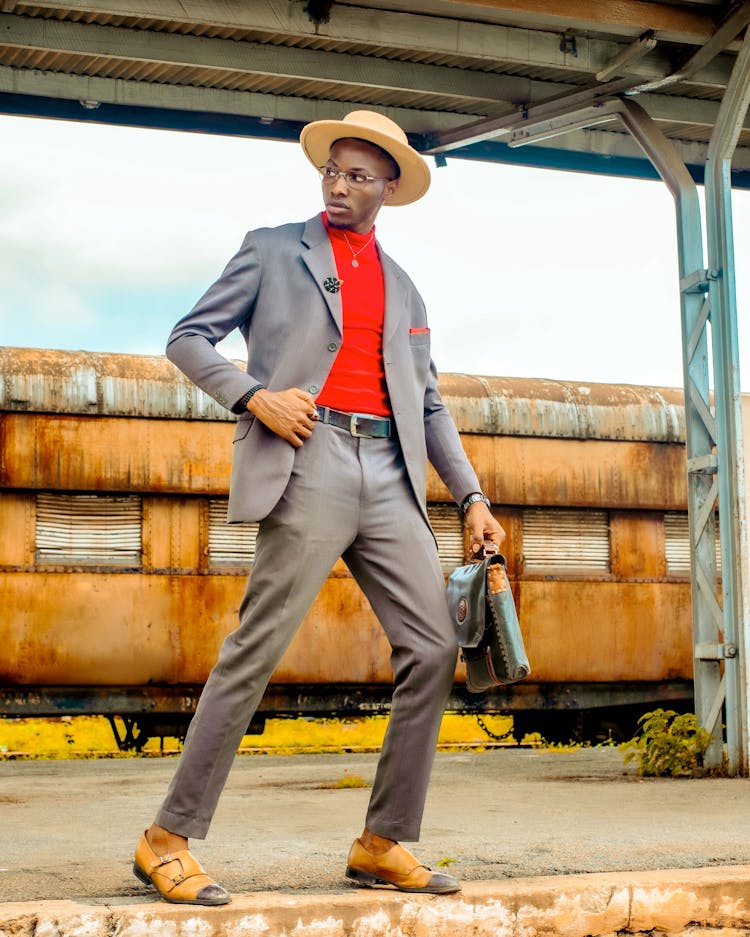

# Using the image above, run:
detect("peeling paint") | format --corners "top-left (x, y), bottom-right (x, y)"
top-left (5, 868), bottom-right (750, 937)
top-left (226, 914), bottom-right (272, 936)
top-left (516, 885), bottom-right (630, 936)
top-left (718, 894), bottom-right (748, 918)
top-left (35, 915), bottom-right (108, 937)
top-left (290, 916), bottom-right (345, 936)
top-left (114, 915), bottom-right (179, 937)
top-left (350, 908), bottom-right (403, 937)
top-left (180, 917), bottom-right (214, 937)
top-left (397, 897), bottom-right (500, 937)
top-left (630, 886), bottom-right (711, 931)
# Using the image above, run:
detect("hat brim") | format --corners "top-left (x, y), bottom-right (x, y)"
top-left (300, 119), bottom-right (431, 207)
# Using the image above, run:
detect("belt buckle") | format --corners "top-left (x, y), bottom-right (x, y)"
top-left (350, 413), bottom-right (369, 437)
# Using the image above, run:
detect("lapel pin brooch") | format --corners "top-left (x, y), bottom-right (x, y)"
top-left (323, 276), bottom-right (343, 294)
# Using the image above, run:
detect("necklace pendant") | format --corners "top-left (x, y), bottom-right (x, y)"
top-left (351, 258), bottom-right (359, 268)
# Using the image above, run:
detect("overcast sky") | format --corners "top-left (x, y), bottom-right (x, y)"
top-left (2, 112), bottom-right (749, 391)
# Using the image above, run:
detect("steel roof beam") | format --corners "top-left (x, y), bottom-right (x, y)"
top-left (0, 12), bottom-right (573, 106)
top-left (427, 2), bottom-right (747, 153)
top-left (6, 1), bottom-right (735, 93)
top-left (443, 0), bottom-right (723, 45)
top-left (498, 127), bottom-right (750, 172)
top-left (425, 78), bottom-right (639, 151)
top-left (0, 65), bottom-right (476, 131)
top-left (4, 56), bottom-right (749, 146)
top-left (596, 31), bottom-right (658, 82)
top-left (632, 0), bottom-right (750, 92)
top-left (505, 100), bottom-right (624, 147)
top-left (9, 0), bottom-right (721, 45)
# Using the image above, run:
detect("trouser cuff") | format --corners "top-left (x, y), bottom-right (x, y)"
top-left (154, 807), bottom-right (211, 840)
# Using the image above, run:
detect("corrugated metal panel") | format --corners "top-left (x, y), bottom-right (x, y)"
top-left (0, 348), bottom-right (237, 421)
top-left (208, 499), bottom-right (258, 566)
top-left (0, 349), bottom-right (692, 443)
top-left (664, 511), bottom-right (722, 576)
top-left (428, 502), bottom-right (464, 570)
top-left (4, 0), bottom-right (746, 174)
top-left (2, 4), bottom-right (612, 80)
top-left (437, 373), bottom-right (686, 442)
top-left (36, 492), bottom-right (141, 565)
top-left (522, 508), bottom-right (610, 572)
top-left (0, 42), bottom-right (490, 114)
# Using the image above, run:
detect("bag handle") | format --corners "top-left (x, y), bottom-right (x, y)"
top-left (473, 539), bottom-right (499, 561)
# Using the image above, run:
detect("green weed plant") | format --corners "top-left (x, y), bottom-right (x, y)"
top-left (619, 709), bottom-right (712, 778)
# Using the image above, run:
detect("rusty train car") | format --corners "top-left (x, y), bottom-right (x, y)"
top-left (0, 347), bottom-right (700, 746)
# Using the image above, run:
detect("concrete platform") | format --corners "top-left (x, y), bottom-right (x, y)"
top-left (2, 748), bottom-right (750, 934)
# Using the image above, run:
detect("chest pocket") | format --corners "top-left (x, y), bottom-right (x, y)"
top-left (408, 329), bottom-right (431, 384)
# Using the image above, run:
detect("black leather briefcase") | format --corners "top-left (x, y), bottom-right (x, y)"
top-left (447, 547), bottom-right (530, 693)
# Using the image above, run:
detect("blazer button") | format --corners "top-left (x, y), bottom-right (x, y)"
top-left (327, 342), bottom-right (338, 352)
top-left (308, 384), bottom-right (319, 394)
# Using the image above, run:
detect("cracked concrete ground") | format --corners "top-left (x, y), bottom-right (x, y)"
top-left (2, 748), bottom-right (750, 934)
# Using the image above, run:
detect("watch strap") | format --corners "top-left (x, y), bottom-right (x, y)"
top-left (461, 492), bottom-right (490, 513)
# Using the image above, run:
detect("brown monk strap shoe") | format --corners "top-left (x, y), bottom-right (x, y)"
top-left (133, 831), bottom-right (231, 906)
top-left (345, 838), bottom-right (461, 894)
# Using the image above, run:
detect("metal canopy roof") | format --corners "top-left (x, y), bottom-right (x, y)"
top-left (1, 0), bottom-right (750, 185)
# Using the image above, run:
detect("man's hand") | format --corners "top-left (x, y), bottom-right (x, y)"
top-left (465, 502), bottom-right (506, 557)
top-left (247, 387), bottom-right (319, 447)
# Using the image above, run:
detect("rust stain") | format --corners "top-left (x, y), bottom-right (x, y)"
top-left (0, 349), bottom-right (706, 702)
top-left (3, 347), bottom-right (687, 441)
top-left (2, 413), bottom-right (234, 494)
top-left (428, 435), bottom-right (687, 510)
top-left (0, 570), bottom-right (694, 687)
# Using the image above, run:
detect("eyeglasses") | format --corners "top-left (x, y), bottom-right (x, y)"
top-left (318, 166), bottom-right (394, 187)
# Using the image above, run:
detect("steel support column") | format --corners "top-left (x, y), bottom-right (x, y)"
top-left (479, 90), bottom-right (750, 770)
top-left (618, 98), bottom-right (726, 769)
top-left (704, 27), bottom-right (750, 774)
top-left (426, 11), bottom-right (750, 772)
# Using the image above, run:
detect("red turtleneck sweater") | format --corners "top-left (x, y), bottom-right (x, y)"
top-left (316, 213), bottom-right (392, 417)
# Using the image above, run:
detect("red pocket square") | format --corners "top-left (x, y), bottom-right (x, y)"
top-left (409, 327), bottom-right (430, 334)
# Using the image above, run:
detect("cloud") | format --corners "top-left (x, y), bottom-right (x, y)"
top-left (0, 278), bottom-right (98, 348)
top-left (1, 114), bottom-right (749, 389)
top-left (0, 116), bottom-right (320, 288)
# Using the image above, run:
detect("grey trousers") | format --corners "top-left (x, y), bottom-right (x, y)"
top-left (156, 420), bottom-right (458, 842)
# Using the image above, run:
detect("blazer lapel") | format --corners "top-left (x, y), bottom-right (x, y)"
top-left (381, 250), bottom-right (408, 347)
top-left (301, 215), bottom-right (343, 336)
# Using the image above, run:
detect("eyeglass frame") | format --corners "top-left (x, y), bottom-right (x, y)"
top-left (318, 165), bottom-right (395, 187)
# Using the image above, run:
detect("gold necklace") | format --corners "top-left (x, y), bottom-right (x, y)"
top-left (343, 231), bottom-right (375, 267)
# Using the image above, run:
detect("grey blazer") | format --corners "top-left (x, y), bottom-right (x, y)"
top-left (166, 213), bottom-right (482, 523)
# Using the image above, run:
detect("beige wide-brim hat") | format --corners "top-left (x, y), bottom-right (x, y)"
top-left (300, 109), bottom-right (431, 206)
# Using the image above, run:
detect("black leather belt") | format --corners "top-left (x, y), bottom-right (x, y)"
top-left (317, 406), bottom-right (391, 438)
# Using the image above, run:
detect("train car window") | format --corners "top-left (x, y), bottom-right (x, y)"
top-left (208, 499), bottom-right (259, 566)
top-left (522, 508), bottom-right (610, 573)
top-left (427, 503), bottom-right (465, 571)
top-left (35, 492), bottom-right (142, 566)
top-left (664, 511), bottom-right (722, 577)
top-left (207, 499), bottom-right (461, 571)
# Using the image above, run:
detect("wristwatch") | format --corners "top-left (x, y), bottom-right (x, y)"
top-left (461, 492), bottom-right (491, 513)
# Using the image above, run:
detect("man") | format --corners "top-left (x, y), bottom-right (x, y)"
top-left (133, 110), bottom-right (504, 905)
